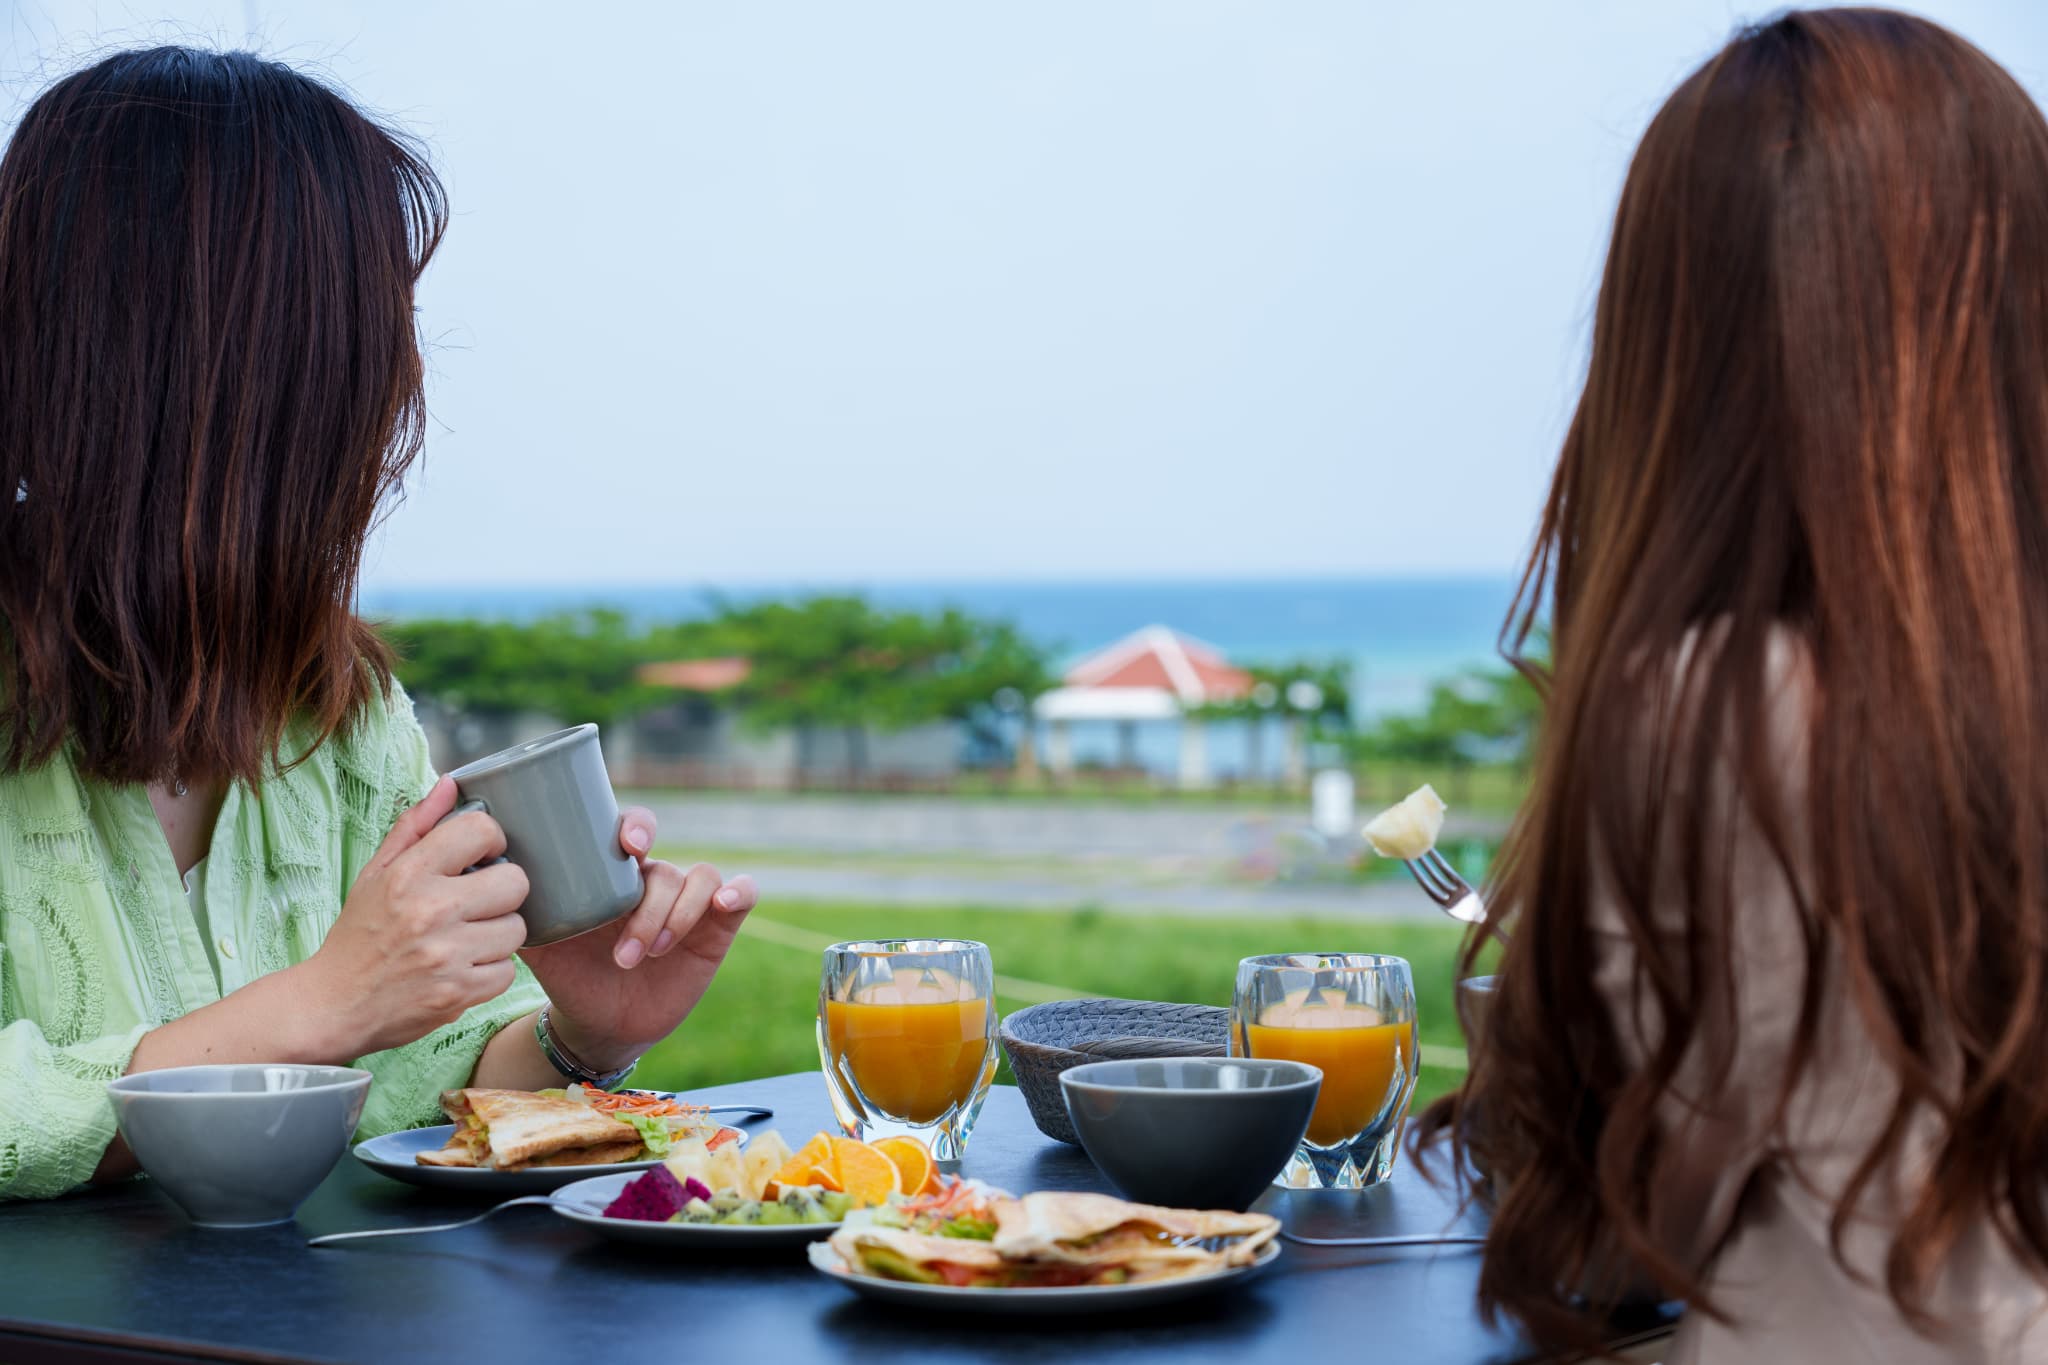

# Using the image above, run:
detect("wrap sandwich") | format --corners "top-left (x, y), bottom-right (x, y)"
top-left (415, 1088), bottom-right (647, 1170)
top-left (991, 1191), bottom-right (1280, 1268)
top-left (827, 1190), bottom-right (1280, 1288)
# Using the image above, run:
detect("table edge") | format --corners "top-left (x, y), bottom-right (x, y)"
top-left (0, 1316), bottom-right (335, 1365)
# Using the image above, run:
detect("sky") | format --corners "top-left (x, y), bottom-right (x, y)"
top-left (2, 2), bottom-right (2044, 589)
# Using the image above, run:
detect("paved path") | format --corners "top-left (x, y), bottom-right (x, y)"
top-left (731, 862), bottom-right (1443, 919)
top-left (622, 792), bottom-right (1507, 860)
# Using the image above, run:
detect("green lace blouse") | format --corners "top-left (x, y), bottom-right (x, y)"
top-left (0, 683), bottom-right (546, 1200)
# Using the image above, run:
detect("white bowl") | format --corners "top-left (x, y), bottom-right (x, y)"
top-left (108, 1064), bottom-right (371, 1228)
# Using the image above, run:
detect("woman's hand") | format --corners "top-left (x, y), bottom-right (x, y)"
top-left (517, 806), bottom-right (758, 1070)
top-left (299, 776), bottom-right (531, 1057)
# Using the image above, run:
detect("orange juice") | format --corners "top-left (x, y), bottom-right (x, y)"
top-left (824, 970), bottom-right (990, 1123)
top-left (1245, 996), bottom-right (1414, 1146)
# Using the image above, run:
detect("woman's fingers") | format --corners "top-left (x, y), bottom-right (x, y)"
top-left (469, 909), bottom-right (529, 964)
top-left (647, 864), bottom-right (724, 958)
top-left (712, 873), bottom-right (758, 914)
top-left (618, 805), bottom-right (658, 860)
top-left (460, 861), bottom-right (531, 919)
top-left (411, 808), bottom-right (509, 877)
top-left (463, 957), bottom-right (519, 1004)
top-left (368, 775), bottom-right (459, 873)
top-left (610, 862), bottom-right (753, 968)
top-left (613, 858), bottom-right (688, 968)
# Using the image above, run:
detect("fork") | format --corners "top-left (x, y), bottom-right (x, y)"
top-left (617, 1091), bottom-right (775, 1120)
top-left (308, 1195), bottom-right (591, 1248)
top-left (1281, 1229), bottom-right (1487, 1249)
top-left (1404, 848), bottom-right (1506, 943)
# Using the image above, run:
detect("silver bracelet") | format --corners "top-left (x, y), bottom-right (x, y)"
top-left (534, 1004), bottom-right (638, 1090)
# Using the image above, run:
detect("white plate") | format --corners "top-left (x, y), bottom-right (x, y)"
top-left (550, 1172), bottom-right (842, 1247)
top-left (806, 1236), bottom-right (1281, 1314)
top-left (353, 1124), bottom-right (746, 1196)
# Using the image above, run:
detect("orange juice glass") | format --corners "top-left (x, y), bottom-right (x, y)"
top-left (817, 939), bottom-right (997, 1165)
top-left (1231, 953), bottom-right (1418, 1188)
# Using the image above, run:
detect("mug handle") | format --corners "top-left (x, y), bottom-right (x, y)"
top-left (436, 797), bottom-right (508, 871)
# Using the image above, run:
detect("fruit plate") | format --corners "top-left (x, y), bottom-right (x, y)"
top-left (806, 1238), bottom-right (1281, 1315)
top-left (549, 1172), bottom-right (842, 1247)
top-left (353, 1125), bottom-right (746, 1196)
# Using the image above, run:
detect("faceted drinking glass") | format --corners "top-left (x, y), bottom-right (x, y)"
top-left (1231, 952), bottom-right (1419, 1189)
top-left (817, 939), bottom-right (998, 1166)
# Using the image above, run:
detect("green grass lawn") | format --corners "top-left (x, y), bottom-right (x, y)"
top-left (635, 899), bottom-right (1482, 1111)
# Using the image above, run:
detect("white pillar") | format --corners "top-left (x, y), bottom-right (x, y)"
top-left (1311, 768), bottom-right (1356, 841)
top-left (1179, 719), bottom-right (1210, 789)
top-left (1048, 719), bottom-right (1074, 778)
top-left (1283, 716), bottom-right (1308, 789)
top-left (1015, 716), bottom-right (1039, 779)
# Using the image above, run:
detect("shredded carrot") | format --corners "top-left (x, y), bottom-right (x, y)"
top-left (901, 1176), bottom-right (992, 1222)
top-left (582, 1090), bottom-right (709, 1120)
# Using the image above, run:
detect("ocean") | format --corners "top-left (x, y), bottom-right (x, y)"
top-left (360, 575), bottom-right (1523, 721)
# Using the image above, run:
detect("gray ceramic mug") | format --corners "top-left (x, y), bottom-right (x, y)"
top-left (443, 724), bottom-right (643, 946)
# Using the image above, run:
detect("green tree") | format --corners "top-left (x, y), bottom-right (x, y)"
top-left (384, 597), bottom-right (1050, 776)
top-left (384, 608), bottom-right (681, 726)
top-left (1350, 656), bottom-right (1543, 772)
top-left (709, 597), bottom-right (1051, 774)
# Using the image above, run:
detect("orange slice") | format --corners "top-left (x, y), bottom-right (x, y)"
top-left (764, 1131), bottom-right (836, 1198)
top-left (805, 1162), bottom-right (844, 1193)
top-left (872, 1136), bottom-right (939, 1197)
top-left (828, 1136), bottom-right (902, 1208)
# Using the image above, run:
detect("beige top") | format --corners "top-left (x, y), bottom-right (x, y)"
top-left (1587, 636), bottom-right (2048, 1362)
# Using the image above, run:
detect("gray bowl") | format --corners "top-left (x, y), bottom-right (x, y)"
top-left (108, 1064), bottom-right (371, 1228)
top-left (1060, 1057), bottom-right (1321, 1212)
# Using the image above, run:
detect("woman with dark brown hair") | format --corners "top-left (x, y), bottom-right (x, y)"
top-left (0, 47), bottom-right (758, 1197)
top-left (1417, 7), bottom-right (2048, 1360)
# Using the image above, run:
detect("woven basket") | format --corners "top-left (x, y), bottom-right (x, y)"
top-left (999, 998), bottom-right (1229, 1145)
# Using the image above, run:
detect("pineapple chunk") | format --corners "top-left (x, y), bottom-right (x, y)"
top-left (664, 1140), bottom-right (749, 1198)
top-left (1362, 784), bottom-right (1447, 859)
top-left (662, 1139), bottom-right (711, 1189)
top-left (742, 1131), bottom-right (795, 1200)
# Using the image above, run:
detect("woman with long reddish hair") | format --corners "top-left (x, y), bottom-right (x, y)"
top-left (0, 48), bottom-right (757, 1197)
top-left (1418, 8), bottom-right (2048, 1360)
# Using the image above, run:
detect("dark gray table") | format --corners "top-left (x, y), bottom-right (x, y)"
top-left (0, 1073), bottom-right (1659, 1365)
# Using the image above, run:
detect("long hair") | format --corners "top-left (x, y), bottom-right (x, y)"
top-left (1413, 8), bottom-right (2048, 1351)
top-left (0, 46), bottom-right (446, 784)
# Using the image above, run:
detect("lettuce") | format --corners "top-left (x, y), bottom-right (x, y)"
top-left (609, 1110), bottom-right (674, 1157)
top-left (941, 1216), bottom-right (996, 1241)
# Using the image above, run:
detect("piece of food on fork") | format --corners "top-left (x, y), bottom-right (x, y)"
top-left (1365, 783), bottom-right (1498, 936)
top-left (1361, 783), bottom-right (1446, 860)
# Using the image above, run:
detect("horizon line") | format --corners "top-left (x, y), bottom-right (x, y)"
top-left (360, 568), bottom-right (1524, 595)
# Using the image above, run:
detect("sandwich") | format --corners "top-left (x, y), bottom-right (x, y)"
top-left (415, 1089), bottom-right (646, 1170)
top-left (825, 1191), bottom-right (1280, 1288)
top-left (826, 1226), bottom-right (1131, 1288)
top-left (990, 1191), bottom-right (1281, 1268)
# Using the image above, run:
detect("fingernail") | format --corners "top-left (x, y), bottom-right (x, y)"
top-left (652, 930), bottom-right (675, 955)
top-left (715, 888), bottom-right (739, 910)
top-left (615, 937), bottom-right (645, 968)
top-left (625, 827), bottom-right (651, 855)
